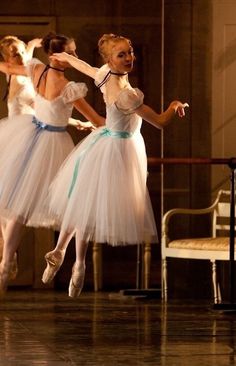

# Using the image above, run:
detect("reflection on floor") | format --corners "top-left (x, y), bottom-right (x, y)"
top-left (0, 290), bottom-right (235, 365)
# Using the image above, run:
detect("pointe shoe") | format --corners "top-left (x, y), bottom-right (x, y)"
top-left (68, 263), bottom-right (85, 298)
top-left (42, 250), bottom-right (65, 284)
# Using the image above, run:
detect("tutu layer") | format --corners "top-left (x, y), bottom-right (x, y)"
top-left (0, 114), bottom-right (74, 227)
top-left (49, 126), bottom-right (157, 245)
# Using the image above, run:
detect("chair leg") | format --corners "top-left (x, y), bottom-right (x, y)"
top-left (211, 260), bottom-right (219, 304)
top-left (217, 282), bottom-right (222, 303)
top-left (143, 241), bottom-right (151, 289)
top-left (162, 258), bottom-right (167, 301)
top-left (92, 242), bottom-right (103, 291)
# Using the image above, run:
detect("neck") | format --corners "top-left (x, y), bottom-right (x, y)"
top-left (110, 71), bottom-right (128, 76)
top-left (48, 64), bottom-right (65, 72)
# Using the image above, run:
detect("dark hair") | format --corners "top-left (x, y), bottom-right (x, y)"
top-left (42, 32), bottom-right (74, 55)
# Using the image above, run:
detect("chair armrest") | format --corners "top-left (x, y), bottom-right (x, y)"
top-left (162, 202), bottom-right (218, 238)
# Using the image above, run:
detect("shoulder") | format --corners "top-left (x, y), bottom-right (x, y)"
top-left (26, 58), bottom-right (44, 78)
top-left (61, 81), bottom-right (88, 103)
top-left (26, 58), bottom-right (44, 70)
top-left (94, 64), bottom-right (109, 88)
top-left (116, 87), bottom-right (144, 113)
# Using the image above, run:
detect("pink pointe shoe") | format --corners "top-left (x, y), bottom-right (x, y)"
top-left (42, 250), bottom-right (65, 284)
top-left (68, 263), bottom-right (85, 298)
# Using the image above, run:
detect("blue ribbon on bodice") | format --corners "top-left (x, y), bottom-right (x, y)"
top-left (68, 127), bottom-right (133, 197)
top-left (6, 116), bottom-right (67, 206)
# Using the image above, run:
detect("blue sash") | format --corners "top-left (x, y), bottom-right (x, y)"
top-left (68, 127), bottom-right (133, 197)
top-left (32, 116), bottom-right (67, 132)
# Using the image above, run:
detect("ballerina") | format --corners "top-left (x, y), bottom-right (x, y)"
top-left (42, 33), bottom-right (189, 297)
top-left (0, 35), bottom-right (42, 280)
top-left (0, 32), bottom-right (104, 295)
top-left (0, 35), bottom-right (42, 116)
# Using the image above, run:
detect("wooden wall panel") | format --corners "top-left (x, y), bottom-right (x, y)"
top-left (212, 1), bottom-right (236, 193)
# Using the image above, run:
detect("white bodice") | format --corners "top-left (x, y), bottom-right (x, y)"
top-left (7, 75), bottom-right (35, 117)
top-left (105, 88), bottom-right (143, 134)
top-left (33, 82), bottom-right (87, 127)
top-left (27, 59), bottom-right (88, 126)
top-left (95, 64), bottom-right (144, 134)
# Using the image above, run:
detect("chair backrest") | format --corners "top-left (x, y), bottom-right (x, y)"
top-left (213, 190), bottom-right (232, 237)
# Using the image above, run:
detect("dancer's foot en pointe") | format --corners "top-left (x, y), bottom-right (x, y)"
top-left (42, 249), bottom-right (65, 284)
top-left (68, 262), bottom-right (85, 298)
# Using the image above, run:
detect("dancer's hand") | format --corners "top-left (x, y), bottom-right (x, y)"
top-left (50, 52), bottom-right (70, 63)
top-left (69, 118), bottom-right (96, 131)
top-left (77, 121), bottom-right (96, 131)
top-left (27, 38), bottom-right (42, 49)
top-left (171, 101), bottom-right (189, 118)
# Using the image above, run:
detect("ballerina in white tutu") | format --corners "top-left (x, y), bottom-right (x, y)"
top-left (0, 32), bottom-right (104, 294)
top-left (42, 33), bottom-right (189, 298)
top-left (0, 35), bottom-right (42, 116)
top-left (0, 35), bottom-right (42, 280)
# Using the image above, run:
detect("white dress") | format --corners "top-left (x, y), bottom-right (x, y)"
top-left (0, 59), bottom-right (88, 227)
top-left (7, 74), bottom-right (35, 117)
top-left (48, 65), bottom-right (158, 246)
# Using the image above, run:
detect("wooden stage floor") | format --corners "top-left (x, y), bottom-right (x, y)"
top-left (0, 290), bottom-right (235, 365)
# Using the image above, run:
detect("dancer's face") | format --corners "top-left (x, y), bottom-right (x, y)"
top-left (108, 40), bottom-right (134, 73)
top-left (8, 42), bottom-right (27, 65)
top-left (54, 40), bottom-right (78, 69)
top-left (64, 40), bottom-right (77, 57)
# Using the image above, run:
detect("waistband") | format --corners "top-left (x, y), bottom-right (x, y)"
top-left (32, 116), bottom-right (67, 132)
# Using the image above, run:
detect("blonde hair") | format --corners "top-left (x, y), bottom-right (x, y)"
top-left (98, 33), bottom-right (132, 62)
top-left (0, 36), bottom-right (26, 61)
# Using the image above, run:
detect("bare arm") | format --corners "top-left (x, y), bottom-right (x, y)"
top-left (135, 101), bottom-right (189, 129)
top-left (50, 52), bottom-right (98, 79)
top-left (73, 98), bottom-right (105, 127)
top-left (26, 38), bottom-right (42, 59)
top-left (0, 62), bottom-right (27, 76)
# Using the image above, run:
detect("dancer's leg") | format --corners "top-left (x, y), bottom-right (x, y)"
top-left (1, 219), bottom-right (22, 265)
top-left (0, 217), bottom-right (7, 243)
top-left (0, 217), bottom-right (18, 280)
top-left (0, 219), bottom-right (23, 293)
top-left (68, 230), bottom-right (89, 298)
top-left (42, 229), bottom-right (74, 284)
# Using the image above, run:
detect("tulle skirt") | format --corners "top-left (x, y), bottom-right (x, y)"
top-left (48, 127), bottom-right (158, 246)
top-left (0, 114), bottom-right (74, 227)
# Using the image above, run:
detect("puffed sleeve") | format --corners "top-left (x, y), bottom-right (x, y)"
top-left (25, 58), bottom-right (43, 80)
top-left (61, 81), bottom-right (88, 103)
top-left (116, 88), bottom-right (144, 114)
top-left (94, 64), bottom-right (110, 90)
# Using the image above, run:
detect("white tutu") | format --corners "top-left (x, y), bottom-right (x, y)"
top-left (0, 114), bottom-right (74, 227)
top-left (0, 60), bottom-right (88, 227)
top-left (48, 85), bottom-right (158, 245)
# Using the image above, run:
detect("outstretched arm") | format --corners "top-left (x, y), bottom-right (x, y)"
top-left (0, 62), bottom-right (27, 76)
top-left (50, 52), bottom-right (98, 79)
top-left (135, 101), bottom-right (189, 129)
top-left (26, 38), bottom-right (42, 59)
top-left (73, 98), bottom-right (105, 127)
